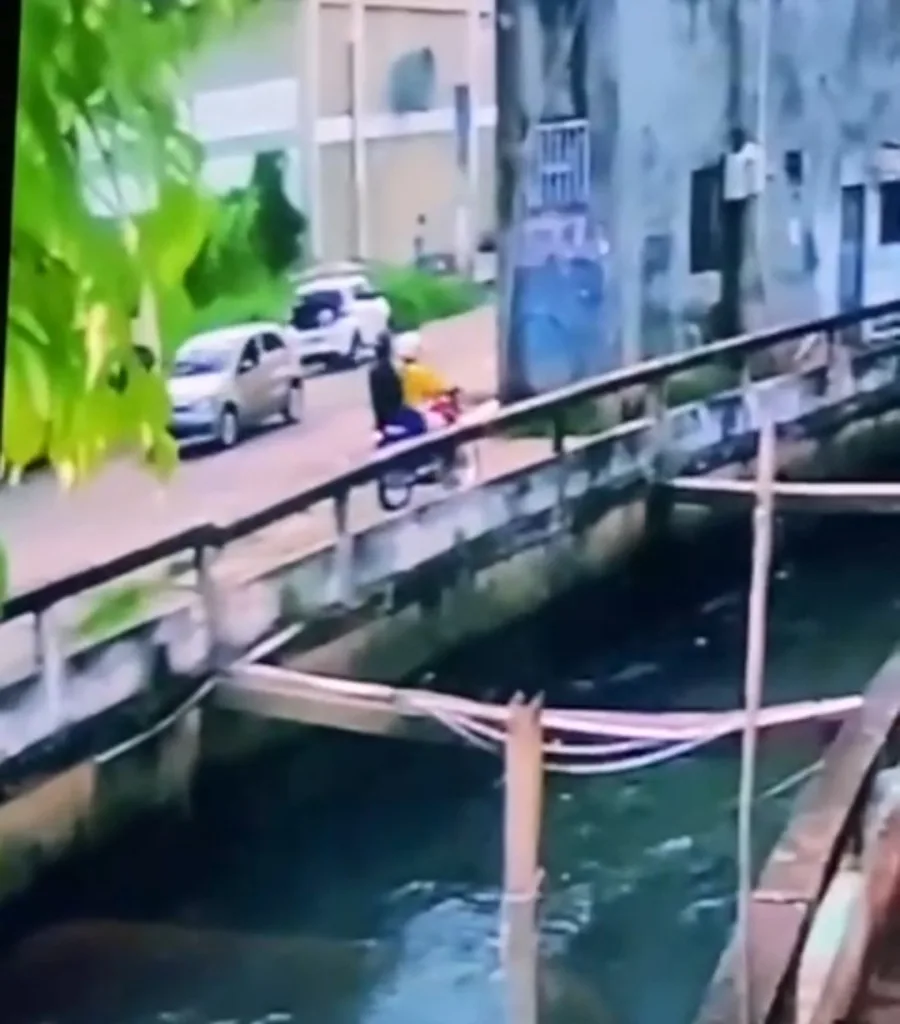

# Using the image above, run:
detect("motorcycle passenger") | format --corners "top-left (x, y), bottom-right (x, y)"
top-left (368, 334), bottom-right (426, 438)
top-left (394, 330), bottom-right (453, 426)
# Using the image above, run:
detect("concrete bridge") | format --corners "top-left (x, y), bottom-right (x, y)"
top-left (1, 298), bottom-right (900, 910)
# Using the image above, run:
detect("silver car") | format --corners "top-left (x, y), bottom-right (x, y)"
top-left (167, 323), bottom-right (305, 449)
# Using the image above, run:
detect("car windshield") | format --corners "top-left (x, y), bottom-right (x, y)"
top-left (171, 350), bottom-right (229, 377)
top-left (291, 289), bottom-right (344, 329)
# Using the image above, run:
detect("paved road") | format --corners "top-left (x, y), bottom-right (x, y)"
top-left (0, 308), bottom-right (499, 597)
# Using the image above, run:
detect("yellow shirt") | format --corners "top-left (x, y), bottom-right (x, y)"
top-left (399, 360), bottom-right (449, 407)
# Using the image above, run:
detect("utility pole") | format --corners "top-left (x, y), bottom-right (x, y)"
top-left (297, 0), bottom-right (322, 263)
top-left (754, 0), bottom-right (772, 312)
top-left (495, 0), bottom-right (523, 400)
top-left (453, 0), bottom-right (480, 278)
top-left (349, 0), bottom-right (368, 259)
top-left (717, 0), bottom-right (746, 343)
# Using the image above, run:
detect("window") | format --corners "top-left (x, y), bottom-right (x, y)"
top-left (291, 289), bottom-right (345, 330)
top-left (784, 150), bottom-right (804, 187)
top-left (261, 332), bottom-right (285, 354)
top-left (525, 119), bottom-right (590, 212)
top-left (239, 338), bottom-right (260, 371)
top-left (388, 48), bottom-right (436, 114)
top-left (689, 163), bottom-right (723, 273)
top-left (880, 180), bottom-right (900, 244)
top-left (172, 350), bottom-right (229, 377)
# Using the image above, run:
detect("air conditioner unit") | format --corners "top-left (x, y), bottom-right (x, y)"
top-left (724, 142), bottom-right (766, 201)
top-left (873, 144), bottom-right (900, 182)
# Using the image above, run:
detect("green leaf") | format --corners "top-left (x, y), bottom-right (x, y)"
top-left (138, 180), bottom-right (213, 289)
top-left (10, 0), bottom-right (259, 484)
top-left (3, 330), bottom-right (50, 468)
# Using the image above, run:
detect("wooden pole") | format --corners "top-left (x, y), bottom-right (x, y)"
top-left (502, 693), bottom-right (544, 1024)
top-left (737, 416), bottom-right (777, 1024)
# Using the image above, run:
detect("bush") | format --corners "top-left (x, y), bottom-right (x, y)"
top-left (665, 364), bottom-right (741, 407)
top-left (168, 150), bottom-right (304, 358)
top-left (184, 277), bottom-right (293, 338)
top-left (162, 276), bottom-right (293, 357)
top-left (375, 265), bottom-right (482, 331)
top-left (183, 186), bottom-right (263, 308)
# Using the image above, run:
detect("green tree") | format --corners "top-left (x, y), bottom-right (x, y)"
top-left (3, 0), bottom-right (255, 596)
top-left (250, 151), bottom-right (307, 273)
top-left (183, 185), bottom-right (264, 309)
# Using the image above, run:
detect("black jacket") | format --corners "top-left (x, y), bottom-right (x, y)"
top-left (368, 358), bottom-right (404, 430)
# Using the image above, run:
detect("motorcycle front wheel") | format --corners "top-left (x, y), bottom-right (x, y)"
top-left (377, 469), bottom-right (414, 512)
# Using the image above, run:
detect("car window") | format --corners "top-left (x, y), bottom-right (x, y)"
top-left (291, 289), bottom-right (345, 329)
top-left (352, 280), bottom-right (379, 300)
top-left (172, 350), bottom-right (230, 377)
top-left (261, 331), bottom-right (286, 354)
top-left (239, 338), bottom-right (260, 370)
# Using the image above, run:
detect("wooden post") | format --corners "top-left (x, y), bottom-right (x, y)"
top-left (736, 416), bottom-right (777, 1024)
top-left (502, 693), bottom-right (544, 1024)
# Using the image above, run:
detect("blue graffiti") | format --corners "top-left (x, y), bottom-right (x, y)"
top-left (510, 209), bottom-right (613, 395)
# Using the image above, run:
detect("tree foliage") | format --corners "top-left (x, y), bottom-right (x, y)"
top-left (183, 183), bottom-right (263, 310)
top-left (250, 151), bottom-right (307, 275)
top-left (5, 0), bottom-right (254, 485)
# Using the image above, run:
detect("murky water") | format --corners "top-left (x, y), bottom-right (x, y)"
top-left (3, 515), bottom-right (900, 1024)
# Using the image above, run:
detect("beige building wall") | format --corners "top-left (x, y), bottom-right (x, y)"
top-left (178, 0), bottom-right (496, 268)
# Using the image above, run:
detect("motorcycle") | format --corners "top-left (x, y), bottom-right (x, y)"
top-left (374, 389), bottom-right (478, 512)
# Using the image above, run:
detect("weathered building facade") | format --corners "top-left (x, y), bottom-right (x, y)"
top-left (497, 0), bottom-right (900, 398)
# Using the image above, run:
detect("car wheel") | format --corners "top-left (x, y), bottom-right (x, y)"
top-left (217, 406), bottom-right (240, 449)
top-left (283, 381), bottom-right (305, 424)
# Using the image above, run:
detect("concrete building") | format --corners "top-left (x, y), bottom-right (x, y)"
top-left (497, 0), bottom-right (900, 398)
top-left (180, 0), bottom-right (497, 265)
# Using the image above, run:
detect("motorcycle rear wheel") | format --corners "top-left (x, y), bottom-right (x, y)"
top-left (377, 470), bottom-right (414, 512)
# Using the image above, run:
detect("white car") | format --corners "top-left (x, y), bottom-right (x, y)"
top-left (285, 264), bottom-right (391, 368)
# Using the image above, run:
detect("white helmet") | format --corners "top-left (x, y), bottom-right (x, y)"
top-left (394, 330), bottom-right (422, 362)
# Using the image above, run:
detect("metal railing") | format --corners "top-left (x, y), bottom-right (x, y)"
top-left (4, 296), bottom-right (900, 624)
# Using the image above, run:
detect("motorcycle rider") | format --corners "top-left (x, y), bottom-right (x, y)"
top-left (367, 334), bottom-right (426, 437)
top-left (393, 330), bottom-right (455, 426)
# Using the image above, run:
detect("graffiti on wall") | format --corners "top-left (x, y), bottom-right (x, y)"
top-left (511, 203), bottom-right (609, 393)
top-left (507, 117), bottom-right (612, 397)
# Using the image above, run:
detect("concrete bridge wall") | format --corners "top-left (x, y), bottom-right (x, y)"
top-left (1, 336), bottom-right (900, 905)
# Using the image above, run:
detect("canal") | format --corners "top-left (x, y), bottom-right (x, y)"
top-left (3, 512), bottom-right (900, 1024)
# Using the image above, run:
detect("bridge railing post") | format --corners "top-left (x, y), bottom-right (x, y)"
top-left (34, 605), bottom-right (65, 730)
top-left (549, 410), bottom-right (571, 538)
top-left (645, 378), bottom-right (669, 482)
top-left (737, 354), bottom-right (760, 431)
top-left (194, 542), bottom-right (225, 672)
top-left (332, 486), bottom-right (355, 607)
top-left (825, 327), bottom-right (854, 402)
